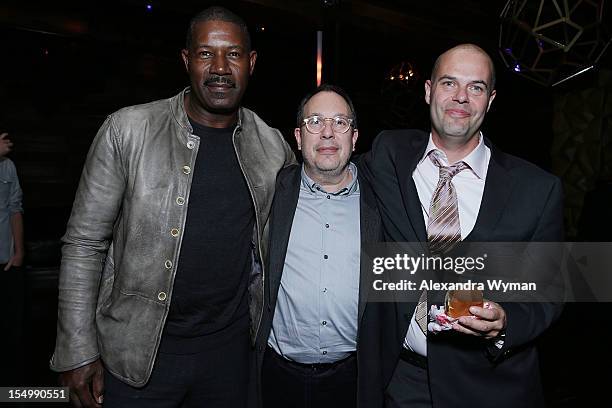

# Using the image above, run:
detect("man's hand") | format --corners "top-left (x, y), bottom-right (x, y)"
top-left (3, 251), bottom-right (24, 271)
top-left (59, 359), bottom-right (104, 408)
top-left (0, 133), bottom-right (13, 156)
top-left (452, 300), bottom-right (506, 339)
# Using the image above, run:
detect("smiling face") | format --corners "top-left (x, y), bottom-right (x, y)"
top-left (425, 47), bottom-right (496, 145)
top-left (182, 20), bottom-right (256, 126)
top-left (295, 91), bottom-right (358, 182)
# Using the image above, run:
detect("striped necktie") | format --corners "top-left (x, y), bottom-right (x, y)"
top-left (415, 150), bottom-right (469, 334)
top-left (427, 151), bottom-right (469, 255)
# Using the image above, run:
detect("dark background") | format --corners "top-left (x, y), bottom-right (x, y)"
top-left (1, 0), bottom-right (610, 406)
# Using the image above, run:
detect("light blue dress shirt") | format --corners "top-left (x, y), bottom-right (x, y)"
top-left (268, 163), bottom-right (361, 363)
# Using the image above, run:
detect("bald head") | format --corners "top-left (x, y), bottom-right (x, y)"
top-left (431, 44), bottom-right (496, 93)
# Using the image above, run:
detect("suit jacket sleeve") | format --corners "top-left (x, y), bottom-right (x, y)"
top-left (490, 177), bottom-right (564, 361)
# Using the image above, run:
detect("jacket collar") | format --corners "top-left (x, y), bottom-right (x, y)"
top-left (170, 87), bottom-right (245, 134)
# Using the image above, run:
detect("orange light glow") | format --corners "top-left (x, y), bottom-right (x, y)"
top-left (316, 31), bottom-right (323, 86)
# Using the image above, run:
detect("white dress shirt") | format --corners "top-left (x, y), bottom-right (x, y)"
top-left (404, 133), bottom-right (491, 356)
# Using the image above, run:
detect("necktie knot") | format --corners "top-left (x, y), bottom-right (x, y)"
top-left (429, 151), bottom-right (469, 180)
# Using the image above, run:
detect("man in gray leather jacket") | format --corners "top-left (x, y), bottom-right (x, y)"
top-left (50, 7), bottom-right (295, 407)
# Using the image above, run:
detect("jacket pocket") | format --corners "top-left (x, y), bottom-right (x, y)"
top-left (96, 291), bottom-right (165, 386)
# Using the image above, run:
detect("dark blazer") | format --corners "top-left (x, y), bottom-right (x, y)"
top-left (360, 129), bottom-right (564, 408)
top-left (254, 163), bottom-right (382, 407)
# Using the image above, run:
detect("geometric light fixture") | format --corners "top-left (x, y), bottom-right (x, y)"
top-left (499, 0), bottom-right (612, 86)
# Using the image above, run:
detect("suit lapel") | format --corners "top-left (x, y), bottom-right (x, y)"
top-left (397, 136), bottom-right (428, 243)
top-left (267, 166), bottom-right (301, 310)
top-left (358, 173), bottom-right (382, 325)
top-left (467, 142), bottom-right (513, 241)
top-left (393, 134), bottom-right (429, 333)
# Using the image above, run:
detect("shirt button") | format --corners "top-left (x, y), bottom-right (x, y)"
top-left (325, 223), bottom-right (330, 228)
top-left (322, 320), bottom-right (327, 326)
top-left (182, 166), bottom-right (191, 174)
top-left (187, 141), bottom-right (195, 149)
top-left (164, 260), bottom-right (173, 269)
top-left (170, 228), bottom-right (179, 237)
top-left (324, 254), bottom-right (328, 259)
top-left (326, 195), bottom-right (330, 199)
top-left (176, 196), bottom-right (185, 205)
top-left (323, 288), bottom-right (327, 293)
top-left (322, 350), bottom-right (327, 355)
top-left (158, 292), bottom-right (167, 301)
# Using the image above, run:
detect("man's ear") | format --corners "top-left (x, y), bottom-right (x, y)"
top-left (425, 80), bottom-right (432, 105)
top-left (294, 127), bottom-right (302, 150)
top-left (487, 90), bottom-right (496, 112)
top-left (248, 51), bottom-right (258, 75)
top-left (352, 129), bottom-right (359, 151)
top-left (181, 49), bottom-right (190, 72)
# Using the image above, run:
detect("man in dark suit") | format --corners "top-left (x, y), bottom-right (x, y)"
top-left (255, 84), bottom-right (380, 408)
top-left (361, 44), bottom-right (564, 408)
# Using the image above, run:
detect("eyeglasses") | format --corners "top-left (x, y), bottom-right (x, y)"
top-left (302, 115), bottom-right (354, 134)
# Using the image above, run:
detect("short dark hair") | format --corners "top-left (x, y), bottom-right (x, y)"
top-left (431, 44), bottom-right (496, 92)
top-left (185, 6), bottom-right (251, 51)
top-left (296, 84), bottom-right (358, 129)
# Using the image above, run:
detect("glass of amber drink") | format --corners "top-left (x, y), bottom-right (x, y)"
top-left (445, 290), bottom-right (484, 318)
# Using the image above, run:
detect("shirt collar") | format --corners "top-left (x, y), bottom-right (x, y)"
top-left (419, 132), bottom-right (488, 179)
top-left (301, 162), bottom-right (359, 196)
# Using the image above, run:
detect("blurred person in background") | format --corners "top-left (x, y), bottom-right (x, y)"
top-left (0, 131), bottom-right (26, 385)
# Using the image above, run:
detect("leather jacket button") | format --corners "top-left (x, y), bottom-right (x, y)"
top-left (170, 228), bottom-right (179, 237)
top-left (176, 196), bottom-right (185, 205)
top-left (182, 166), bottom-right (191, 174)
top-left (158, 292), bottom-right (167, 301)
top-left (164, 260), bottom-right (173, 269)
top-left (187, 141), bottom-right (195, 149)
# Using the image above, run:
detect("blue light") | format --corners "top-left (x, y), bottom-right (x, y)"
top-left (146, 4), bottom-right (152, 11)
top-left (513, 64), bottom-right (521, 72)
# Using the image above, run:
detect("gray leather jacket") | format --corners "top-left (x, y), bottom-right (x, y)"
top-left (50, 88), bottom-right (296, 386)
